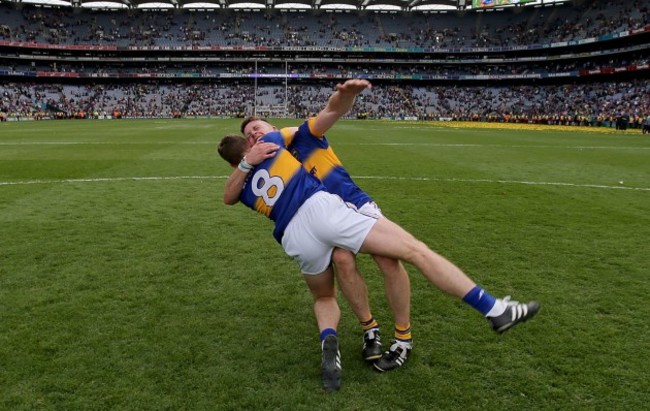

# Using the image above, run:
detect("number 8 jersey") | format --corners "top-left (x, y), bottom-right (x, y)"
top-left (239, 130), bottom-right (326, 243)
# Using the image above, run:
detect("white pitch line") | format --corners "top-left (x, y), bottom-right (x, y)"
top-left (0, 175), bottom-right (217, 186)
top-left (0, 141), bottom-right (214, 145)
top-left (1, 141), bottom-right (648, 150)
top-left (340, 142), bottom-right (650, 150)
top-left (354, 176), bottom-right (650, 191)
top-left (1, 175), bottom-right (649, 191)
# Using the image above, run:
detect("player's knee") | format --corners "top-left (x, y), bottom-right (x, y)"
top-left (373, 255), bottom-right (402, 275)
top-left (332, 248), bottom-right (356, 274)
top-left (402, 239), bottom-right (433, 266)
top-left (308, 281), bottom-right (337, 300)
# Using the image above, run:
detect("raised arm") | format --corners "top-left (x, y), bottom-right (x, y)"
top-left (310, 79), bottom-right (372, 136)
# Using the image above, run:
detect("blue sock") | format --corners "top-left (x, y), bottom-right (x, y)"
top-left (320, 328), bottom-right (337, 342)
top-left (462, 285), bottom-right (497, 316)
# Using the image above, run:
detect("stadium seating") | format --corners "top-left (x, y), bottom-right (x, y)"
top-left (1, 0), bottom-right (648, 123)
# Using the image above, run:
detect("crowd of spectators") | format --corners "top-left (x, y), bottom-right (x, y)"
top-left (1, 0), bottom-right (649, 126)
top-left (390, 0), bottom-right (649, 50)
top-left (0, 0), bottom-right (647, 49)
top-left (2, 79), bottom-right (649, 128)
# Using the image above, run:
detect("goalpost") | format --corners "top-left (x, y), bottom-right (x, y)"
top-left (253, 60), bottom-right (289, 118)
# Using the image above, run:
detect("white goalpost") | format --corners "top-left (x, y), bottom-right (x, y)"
top-left (253, 60), bottom-right (289, 118)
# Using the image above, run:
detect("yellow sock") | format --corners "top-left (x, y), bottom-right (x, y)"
top-left (360, 317), bottom-right (379, 332)
top-left (395, 323), bottom-right (412, 344)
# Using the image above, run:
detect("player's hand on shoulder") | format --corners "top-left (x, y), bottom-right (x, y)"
top-left (247, 141), bottom-right (279, 165)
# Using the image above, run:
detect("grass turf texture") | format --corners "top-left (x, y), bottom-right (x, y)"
top-left (1, 119), bottom-right (649, 410)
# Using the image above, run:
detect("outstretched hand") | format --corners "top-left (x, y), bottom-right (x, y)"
top-left (335, 79), bottom-right (372, 95)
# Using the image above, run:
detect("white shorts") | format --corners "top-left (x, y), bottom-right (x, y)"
top-left (356, 201), bottom-right (383, 218)
top-left (281, 191), bottom-right (378, 275)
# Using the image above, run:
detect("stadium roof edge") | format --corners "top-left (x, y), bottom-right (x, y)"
top-left (6, 0), bottom-right (572, 12)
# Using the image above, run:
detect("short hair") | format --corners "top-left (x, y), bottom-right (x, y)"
top-left (240, 116), bottom-right (268, 134)
top-left (218, 135), bottom-right (248, 167)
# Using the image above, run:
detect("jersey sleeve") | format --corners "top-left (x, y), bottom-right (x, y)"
top-left (307, 117), bottom-right (325, 139)
top-left (280, 127), bottom-right (296, 146)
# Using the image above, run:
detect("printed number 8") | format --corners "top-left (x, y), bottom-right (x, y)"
top-left (251, 169), bottom-right (285, 206)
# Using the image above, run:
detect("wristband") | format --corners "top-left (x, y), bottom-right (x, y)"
top-left (238, 157), bottom-right (254, 173)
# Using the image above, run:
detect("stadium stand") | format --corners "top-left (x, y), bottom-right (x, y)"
top-left (0, 0), bottom-right (649, 125)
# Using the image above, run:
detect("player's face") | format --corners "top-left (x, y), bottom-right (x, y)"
top-left (243, 120), bottom-right (276, 145)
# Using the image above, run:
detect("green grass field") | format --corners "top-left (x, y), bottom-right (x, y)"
top-left (1, 119), bottom-right (649, 410)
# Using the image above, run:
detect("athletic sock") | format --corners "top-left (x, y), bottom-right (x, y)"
top-left (462, 285), bottom-right (500, 317)
top-left (360, 317), bottom-right (379, 333)
top-left (485, 298), bottom-right (508, 318)
top-left (394, 323), bottom-right (412, 349)
top-left (320, 328), bottom-right (337, 343)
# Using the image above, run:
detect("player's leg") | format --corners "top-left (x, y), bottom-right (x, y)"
top-left (304, 267), bottom-right (340, 332)
top-left (371, 255), bottom-right (413, 372)
top-left (332, 248), bottom-right (371, 324)
top-left (312, 193), bottom-right (537, 341)
top-left (357, 203), bottom-right (413, 369)
top-left (303, 267), bottom-right (342, 392)
top-left (331, 248), bottom-right (382, 362)
top-left (361, 217), bottom-right (476, 297)
top-left (360, 218), bottom-right (540, 334)
top-left (372, 255), bottom-right (411, 328)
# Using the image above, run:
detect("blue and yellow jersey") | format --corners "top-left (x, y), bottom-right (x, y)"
top-left (281, 119), bottom-right (372, 209)
top-left (239, 130), bottom-right (325, 243)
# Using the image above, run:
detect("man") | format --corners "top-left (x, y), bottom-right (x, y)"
top-left (218, 127), bottom-right (540, 392)
top-left (219, 134), bottom-right (345, 392)
top-left (239, 80), bottom-right (412, 373)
